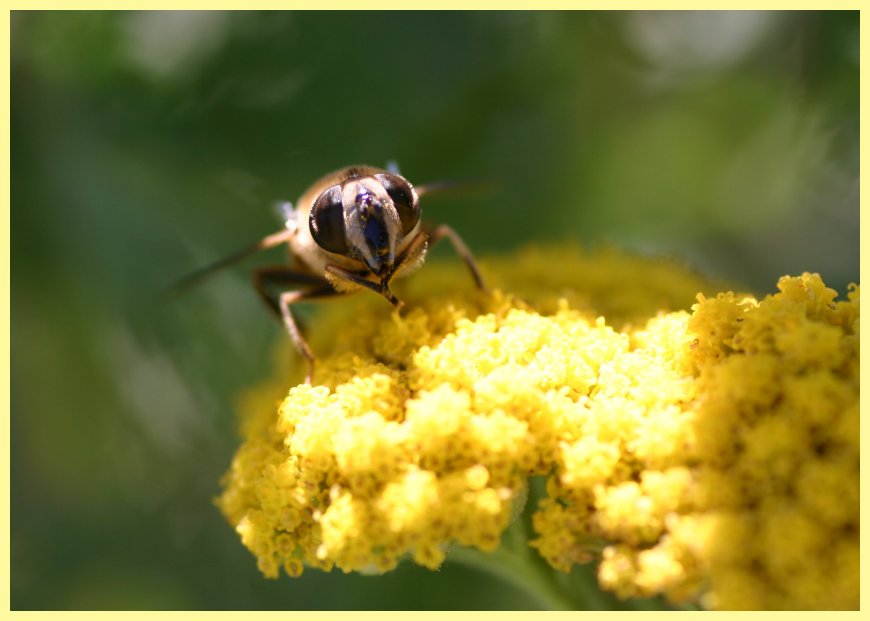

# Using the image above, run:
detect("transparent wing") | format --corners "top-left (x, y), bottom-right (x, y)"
top-left (163, 227), bottom-right (295, 297)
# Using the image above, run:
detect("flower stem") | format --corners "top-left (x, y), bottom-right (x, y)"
top-left (447, 508), bottom-right (612, 610)
top-left (448, 543), bottom-right (578, 610)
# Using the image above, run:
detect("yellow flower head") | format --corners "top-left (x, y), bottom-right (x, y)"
top-left (216, 245), bottom-right (858, 610)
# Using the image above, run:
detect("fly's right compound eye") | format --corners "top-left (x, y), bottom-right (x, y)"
top-left (375, 173), bottom-right (420, 237)
top-left (309, 185), bottom-right (349, 255)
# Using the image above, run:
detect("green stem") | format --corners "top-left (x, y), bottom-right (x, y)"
top-left (447, 502), bottom-right (613, 610)
top-left (448, 544), bottom-right (577, 610)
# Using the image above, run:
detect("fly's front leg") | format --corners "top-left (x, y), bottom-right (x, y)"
top-left (427, 224), bottom-right (486, 291)
top-left (277, 289), bottom-right (329, 384)
top-left (324, 265), bottom-right (402, 309)
top-left (253, 266), bottom-right (342, 384)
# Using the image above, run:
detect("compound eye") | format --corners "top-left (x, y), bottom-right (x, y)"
top-left (309, 185), bottom-right (348, 255)
top-left (376, 173), bottom-right (419, 236)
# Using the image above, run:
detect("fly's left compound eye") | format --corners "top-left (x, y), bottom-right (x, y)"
top-left (309, 185), bottom-right (349, 255)
top-left (375, 173), bottom-right (420, 236)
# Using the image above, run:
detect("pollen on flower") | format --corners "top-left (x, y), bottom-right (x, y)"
top-left (215, 246), bottom-right (858, 611)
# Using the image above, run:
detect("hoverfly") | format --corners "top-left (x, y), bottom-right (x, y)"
top-left (172, 163), bottom-right (486, 383)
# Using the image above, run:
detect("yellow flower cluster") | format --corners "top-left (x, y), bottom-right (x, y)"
top-left (558, 273), bottom-right (859, 610)
top-left (216, 245), bottom-right (858, 610)
top-left (687, 275), bottom-right (858, 609)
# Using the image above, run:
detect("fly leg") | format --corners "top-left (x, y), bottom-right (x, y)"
top-left (323, 265), bottom-right (402, 309)
top-left (252, 266), bottom-right (343, 384)
top-left (427, 224), bottom-right (486, 290)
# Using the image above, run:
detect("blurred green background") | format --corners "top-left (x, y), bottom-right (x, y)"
top-left (11, 11), bottom-right (858, 610)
